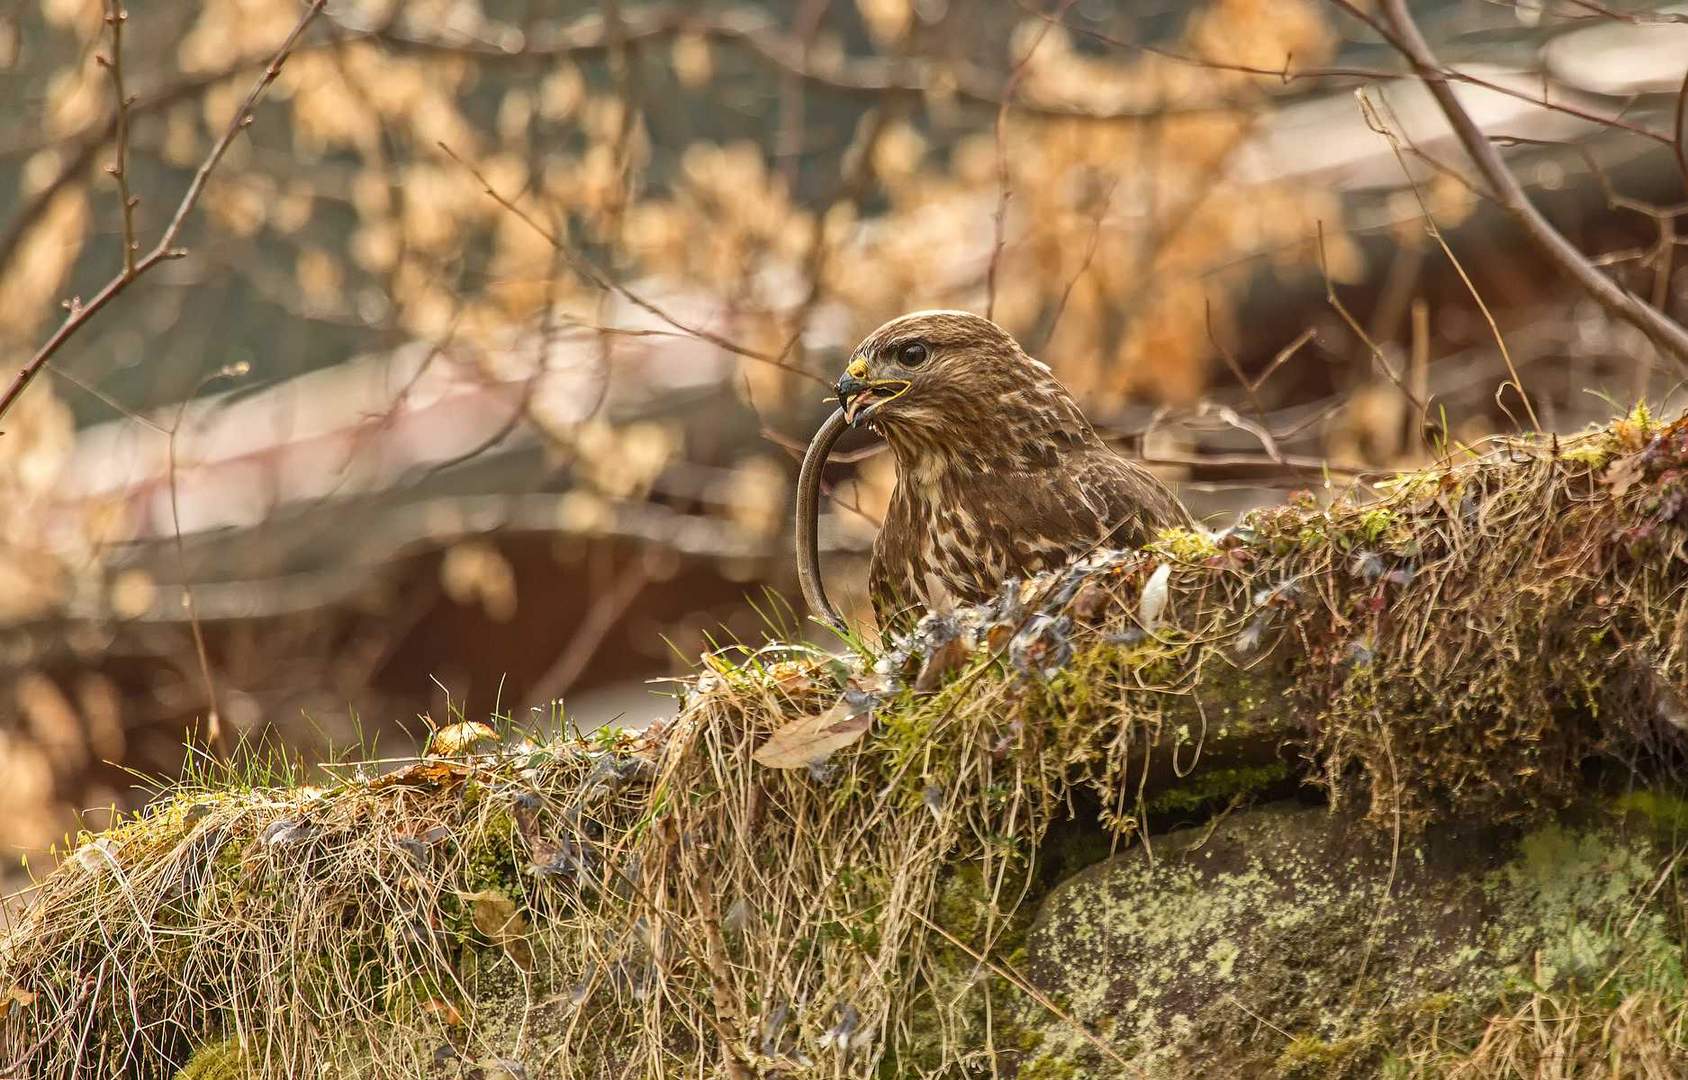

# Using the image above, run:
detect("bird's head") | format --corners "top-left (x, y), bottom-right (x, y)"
top-left (833, 310), bottom-right (1087, 456)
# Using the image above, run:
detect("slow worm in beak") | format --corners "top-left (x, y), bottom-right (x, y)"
top-left (795, 407), bottom-right (850, 630)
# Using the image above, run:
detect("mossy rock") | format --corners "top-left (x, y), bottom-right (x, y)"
top-left (1011, 798), bottom-right (1687, 1077)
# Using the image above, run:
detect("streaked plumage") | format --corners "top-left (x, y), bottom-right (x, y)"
top-left (832, 311), bottom-right (1193, 629)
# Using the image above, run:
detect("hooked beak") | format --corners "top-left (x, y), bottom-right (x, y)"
top-left (835, 358), bottom-right (910, 426)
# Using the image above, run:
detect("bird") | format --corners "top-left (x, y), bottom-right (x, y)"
top-left (831, 310), bottom-right (1194, 629)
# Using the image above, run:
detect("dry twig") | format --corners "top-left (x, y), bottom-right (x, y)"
top-left (0, 0), bottom-right (330, 430)
top-left (1366, 0), bottom-right (1688, 373)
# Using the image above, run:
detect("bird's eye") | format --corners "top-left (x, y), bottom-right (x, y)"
top-left (895, 341), bottom-right (930, 368)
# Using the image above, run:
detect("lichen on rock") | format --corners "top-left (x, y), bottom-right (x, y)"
top-left (1014, 798), bottom-right (1688, 1077)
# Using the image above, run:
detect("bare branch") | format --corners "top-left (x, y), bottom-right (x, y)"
top-left (96, 0), bottom-right (138, 277)
top-left (1048, 0), bottom-right (1673, 147)
top-left (1316, 221), bottom-right (1430, 420)
top-left (365, 4), bottom-right (1273, 123)
top-left (437, 140), bottom-right (829, 387)
top-left (528, 556), bottom-right (651, 705)
top-left (986, 0), bottom-right (1076, 321)
top-left (1358, 88), bottom-right (1539, 429)
top-left (1675, 68), bottom-right (1688, 198)
top-left (0, 0), bottom-right (330, 430)
top-left (1038, 172), bottom-right (1120, 354)
top-left (1370, 0), bottom-right (1688, 374)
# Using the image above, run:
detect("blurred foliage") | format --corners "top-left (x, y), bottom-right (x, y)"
top-left (0, 0), bottom-right (1373, 634)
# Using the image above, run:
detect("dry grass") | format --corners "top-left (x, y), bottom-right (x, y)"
top-left (2, 409), bottom-right (1685, 1078)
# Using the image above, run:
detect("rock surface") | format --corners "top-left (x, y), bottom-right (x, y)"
top-left (1013, 797), bottom-right (1687, 1077)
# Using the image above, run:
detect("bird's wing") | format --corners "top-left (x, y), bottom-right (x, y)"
top-left (966, 449), bottom-right (1193, 570)
top-left (1069, 448), bottom-right (1195, 544)
top-left (867, 449), bottom-right (1189, 630)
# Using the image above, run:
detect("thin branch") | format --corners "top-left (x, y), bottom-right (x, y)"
top-left (774, 0), bottom-right (832, 187)
top-left (436, 141), bottom-right (829, 388)
top-left (774, 101), bottom-right (894, 366)
top-left (364, 5), bottom-right (1275, 123)
top-left (1046, 0), bottom-right (1672, 146)
top-left (528, 556), bottom-right (651, 706)
top-left (985, 1), bottom-right (1073, 320)
top-left (0, 0), bottom-right (329, 430)
top-left (167, 361), bottom-right (253, 759)
top-left (1037, 173), bottom-right (1119, 354)
top-left (96, 0), bottom-right (138, 277)
top-left (1359, 88), bottom-right (1539, 429)
top-left (1370, 0), bottom-right (1688, 373)
top-left (986, 0), bottom-right (1076, 322)
top-left (1254, 327), bottom-right (1317, 395)
top-left (1205, 300), bottom-right (1272, 440)
top-left (1316, 222), bottom-right (1430, 419)
top-left (1675, 68), bottom-right (1688, 199)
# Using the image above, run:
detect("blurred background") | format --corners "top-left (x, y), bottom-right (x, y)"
top-left (1, 0), bottom-right (1686, 879)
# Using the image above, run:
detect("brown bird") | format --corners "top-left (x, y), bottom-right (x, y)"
top-left (833, 310), bottom-right (1193, 629)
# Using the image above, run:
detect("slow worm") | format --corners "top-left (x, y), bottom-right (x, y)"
top-left (795, 407), bottom-right (850, 629)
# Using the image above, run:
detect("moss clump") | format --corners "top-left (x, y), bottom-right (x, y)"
top-left (1274, 1033), bottom-right (1376, 1079)
top-left (1150, 526), bottom-right (1220, 562)
top-left (1615, 788), bottom-right (1688, 840)
top-left (1144, 762), bottom-right (1290, 817)
top-left (175, 1037), bottom-right (247, 1080)
top-left (1488, 824), bottom-right (1685, 998)
top-left (1014, 1052), bottom-right (1083, 1079)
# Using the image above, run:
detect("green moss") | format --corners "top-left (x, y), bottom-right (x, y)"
top-left (1355, 507), bottom-right (1399, 544)
top-left (1562, 439), bottom-right (1614, 467)
top-left (1614, 789), bottom-right (1688, 840)
top-left (1145, 762), bottom-right (1290, 816)
top-left (174, 1037), bottom-right (247, 1080)
top-left (464, 809), bottom-right (519, 893)
top-left (1013, 802), bottom-right (1688, 1076)
top-left (1015, 1052), bottom-right (1083, 1079)
top-left (1489, 824), bottom-right (1684, 997)
top-left (13, 410), bottom-right (1686, 1080)
top-left (1274, 1033), bottom-right (1376, 1079)
top-left (1150, 527), bottom-right (1220, 562)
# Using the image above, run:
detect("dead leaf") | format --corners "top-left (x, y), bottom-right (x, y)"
top-left (752, 691), bottom-right (874, 770)
top-left (368, 760), bottom-right (468, 791)
top-left (1605, 453), bottom-right (1646, 498)
top-left (0, 984), bottom-right (36, 1019)
top-left (914, 632), bottom-right (971, 692)
top-left (1070, 578), bottom-right (1113, 622)
top-left (465, 889), bottom-right (527, 942)
top-left (419, 997), bottom-right (464, 1026)
top-left (431, 721), bottom-right (498, 756)
top-left (463, 888), bottom-right (533, 969)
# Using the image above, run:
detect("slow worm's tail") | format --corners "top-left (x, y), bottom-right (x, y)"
top-left (795, 407), bottom-right (850, 630)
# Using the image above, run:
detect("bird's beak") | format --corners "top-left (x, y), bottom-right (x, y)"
top-left (835, 357), bottom-right (910, 426)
